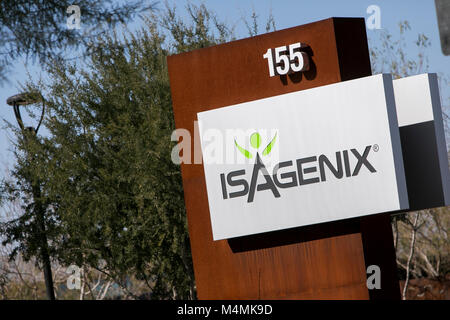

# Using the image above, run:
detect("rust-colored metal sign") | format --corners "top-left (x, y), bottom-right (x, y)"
top-left (168, 18), bottom-right (400, 299)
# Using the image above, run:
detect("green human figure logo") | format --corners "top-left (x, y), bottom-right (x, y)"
top-left (233, 132), bottom-right (280, 202)
top-left (234, 132), bottom-right (277, 159)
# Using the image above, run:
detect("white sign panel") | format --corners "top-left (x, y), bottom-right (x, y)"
top-left (393, 73), bottom-right (450, 210)
top-left (198, 74), bottom-right (409, 240)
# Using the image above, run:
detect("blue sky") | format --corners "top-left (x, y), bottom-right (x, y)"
top-left (0, 0), bottom-right (449, 172)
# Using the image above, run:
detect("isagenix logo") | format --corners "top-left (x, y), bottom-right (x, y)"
top-left (219, 132), bottom-right (378, 203)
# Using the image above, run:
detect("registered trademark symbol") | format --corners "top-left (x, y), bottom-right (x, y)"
top-left (373, 144), bottom-right (379, 152)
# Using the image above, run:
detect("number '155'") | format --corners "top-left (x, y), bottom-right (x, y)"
top-left (263, 42), bottom-right (310, 77)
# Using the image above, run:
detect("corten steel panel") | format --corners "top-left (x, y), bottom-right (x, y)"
top-left (168, 17), bottom-right (400, 300)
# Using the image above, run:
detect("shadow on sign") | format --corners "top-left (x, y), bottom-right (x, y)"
top-left (228, 216), bottom-right (361, 253)
top-left (280, 46), bottom-right (317, 85)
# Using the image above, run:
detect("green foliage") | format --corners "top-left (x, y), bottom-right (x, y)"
top-left (1, 3), bottom-right (238, 300)
top-left (243, 7), bottom-right (276, 37)
top-left (0, 118), bottom-right (62, 265)
top-left (160, 2), bottom-right (235, 53)
top-left (0, 0), bottom-right (154, 84)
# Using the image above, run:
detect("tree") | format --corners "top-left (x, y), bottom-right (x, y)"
top-left (395, 208), bottom-right (450, 299)
top-left (0, 98), bottom-right (63, 300)
top-left (1, 3), bottom-right (239, 300)
top-left (0, 0), bottom-right (154, 84)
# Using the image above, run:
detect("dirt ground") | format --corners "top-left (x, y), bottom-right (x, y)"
top-left (400, 278), bottom-right (450, 300)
